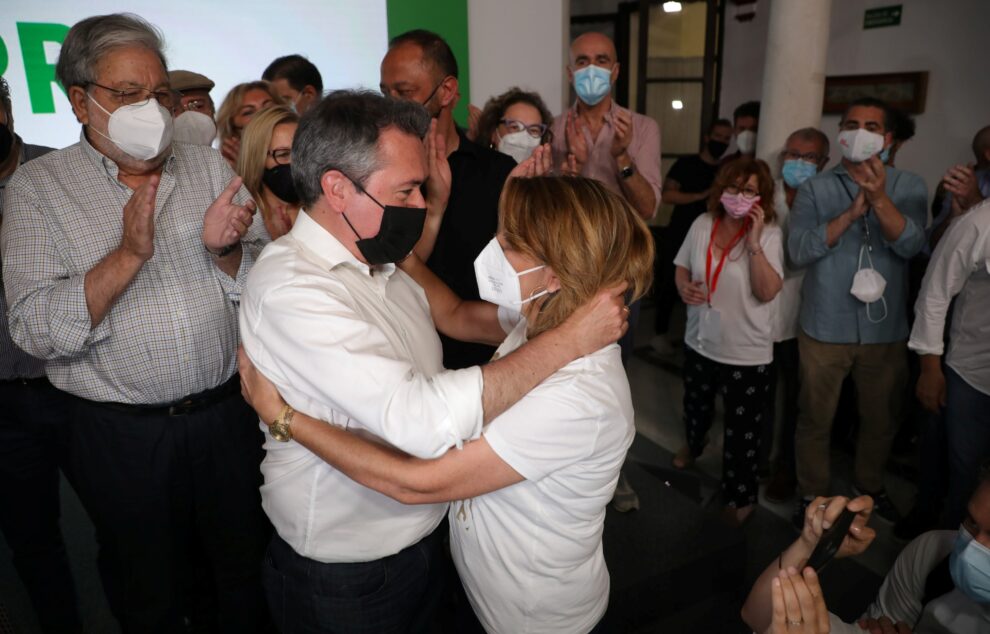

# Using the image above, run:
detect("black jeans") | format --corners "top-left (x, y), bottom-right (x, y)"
top-left (0, 378), bottom-right (82, 634)
top-left (683, 348), bottom-right (772, 507)
top-left (263, 527), bottom-right (446, 634)
top-left (59, 386), bottom-right (272, 634)
top-left (763, 338), bottom-right (800, 475)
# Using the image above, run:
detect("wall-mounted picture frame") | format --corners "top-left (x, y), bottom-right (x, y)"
top-left (823, 71), bottom-right (928, 114)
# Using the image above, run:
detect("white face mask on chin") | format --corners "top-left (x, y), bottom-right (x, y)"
top-left (850, 243), bottom-right (887, 322)
top-left (88, 93), bottom-right (174, 161)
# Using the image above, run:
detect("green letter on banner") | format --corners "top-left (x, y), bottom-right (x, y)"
top-left (0, 35), bottom-right (8, 77)
top-left (18, 22), bottom-right (70, 114)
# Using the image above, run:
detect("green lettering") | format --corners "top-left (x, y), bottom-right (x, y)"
top-left (18, 22), bottom-right (70, 114)
top-left (0, 35), bottom-right (8, 77)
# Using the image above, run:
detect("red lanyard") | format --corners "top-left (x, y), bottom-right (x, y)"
top-left (704, 217), bottom-right (748, 305)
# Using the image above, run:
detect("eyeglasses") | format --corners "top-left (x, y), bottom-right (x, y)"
top-left (724, 184), bottom-right (760, 199)
top-left (268, 148), bottom-right (291, 165)
top-left (499, 118), bottom-right (548, 139)
top-left (781, 150), bottom-right (823, 163)
top-left (89, 82), bottom-right (173, 109)
top-left (179, 97), bottom-right (211, 113)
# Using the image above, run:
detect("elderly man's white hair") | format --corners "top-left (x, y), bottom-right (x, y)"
top-left (55, 13), bottom-right (167, 90)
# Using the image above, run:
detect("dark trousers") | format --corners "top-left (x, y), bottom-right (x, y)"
top-left (943, 366), bottom-right (990, 527)
top-left (263, 526), bottom-right (446, 634)
top-left (59, 386), bottom-right (272, 634)
top-left (763, 339), bottom-right (800, 475)
top-left (683, 348), bottom-right (772, 507)
top-left (0, 378), bottom-right (82, 634)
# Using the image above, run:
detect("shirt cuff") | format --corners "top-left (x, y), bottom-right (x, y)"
top-left (431, 365), bottom-right (484, 449)
top-left (49, 273), bottom-right (111, 355)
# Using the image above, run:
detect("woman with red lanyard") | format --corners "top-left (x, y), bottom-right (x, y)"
top-left (671, 157), bottom-right (784, 526)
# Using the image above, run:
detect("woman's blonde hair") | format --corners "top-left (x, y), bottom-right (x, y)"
top-left (500, 176), bottom-right (654, 337)
top-left (235, 105), bottom-right (299, 219)
top-left (216, 80), bottom-right (282, 145)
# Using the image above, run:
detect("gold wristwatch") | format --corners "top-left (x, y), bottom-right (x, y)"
top-left (269, 404), bottom-right (294, 442)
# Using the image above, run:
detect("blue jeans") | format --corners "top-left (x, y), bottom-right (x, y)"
top-left (263, 527), bottom-right (445, 634)
top-left (944, 365), bottom-right (990, 526)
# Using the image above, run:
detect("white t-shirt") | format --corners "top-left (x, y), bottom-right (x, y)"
top-left (772, 180), bottom-right (806, 342)
top-left (450, 319), bottom-right (635, 634)
top-left (674, 212), bottom-right (784, 365)
top-left (827, 530), bottom-right (990, 634)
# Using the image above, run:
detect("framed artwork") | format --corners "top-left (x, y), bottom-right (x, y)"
top-left (823, 71), bottom-right (928, 114)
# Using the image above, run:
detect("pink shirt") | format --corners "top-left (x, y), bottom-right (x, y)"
top-left (551, 100), bottom-right (662, 210)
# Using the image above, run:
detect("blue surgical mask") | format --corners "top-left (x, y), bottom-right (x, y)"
top-left (950, 526), bottom-right (990, 604)
top-left (879, 146), bottom-right (891, 164)
top-left (573, 65), bottom-right (612, 106)
top-left (781, 160), bottom-right (818, 188)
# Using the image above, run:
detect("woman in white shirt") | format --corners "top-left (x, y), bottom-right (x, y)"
top-left (670, 157), bottom-right (784, 525)
top-left (239, 175), bottom-right (653, 634)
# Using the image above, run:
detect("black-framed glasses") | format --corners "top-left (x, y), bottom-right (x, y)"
top-left (89, 82), bottom-right (173, 109)
top-left (499, 118), bottom-right (547, 139)
top-left (724, 185), bottom-right (760, 199)
top-left (782, 150), bottom-right (823, 163)
top-left (267, 148), bottom-right (291, 165)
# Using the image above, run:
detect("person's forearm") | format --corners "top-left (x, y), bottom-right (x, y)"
top-left (290, 411), bottom-right (436, 504)
top-left (748, 252), bottom-right (783, 302)
top-left (211, 243), bottom-right (243, 279)
top-left (84, 248), bottom-right (145, 327)
top-left (413, 202), bottom-right (445, 262)
top-left (619, 170), bottom-right (658, 220)
top-left (742, 537), bottom-right (814, 633)
top-left (662, 189), bottom-right (706, 206)
top-left (870, 195), bottom-right (907, 242)
top-left (825, 210), bottom-right (856, 247)
top-left (480, 326), bottom-right (578, 424)
top-left (400, 255), bottom-right (504, 345)
top-left (919, 354), bottom-right (942, 376)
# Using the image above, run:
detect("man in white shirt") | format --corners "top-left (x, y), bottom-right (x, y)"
top-left (909, 198), bottom-right (990, 528)
top-left (239, 90), bottom-right (626, 632)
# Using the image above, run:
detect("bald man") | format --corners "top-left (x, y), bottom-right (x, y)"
top-left (550, 32), bottom-right (661, 222)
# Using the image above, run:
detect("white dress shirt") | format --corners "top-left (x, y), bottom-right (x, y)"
top-left (239, 210), bottom-right (484, 563)
top-left (450, 320), bottom-right (634, 634)
top-left (772, 180), bottom-right (806, 343)
top-left (909, 199), bottom-right (990, 396)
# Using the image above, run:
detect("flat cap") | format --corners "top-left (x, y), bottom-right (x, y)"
top-left (169, 70), bottom-right (215, 93)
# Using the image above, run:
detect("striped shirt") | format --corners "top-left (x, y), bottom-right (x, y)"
top-left (0, 133), bottom-right (266, 403)
top-left (0, 140), bottom-right (54, 380)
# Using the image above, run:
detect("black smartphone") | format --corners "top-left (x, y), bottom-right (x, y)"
top-left (806, 508), bottom-right (857, 572)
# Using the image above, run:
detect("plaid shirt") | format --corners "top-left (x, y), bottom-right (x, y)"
top-left (0, 141), bottom-right (54, 380)
top-left (0, 133), bottom-right (266, 403)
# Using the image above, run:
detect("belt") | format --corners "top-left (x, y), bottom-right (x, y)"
top-left (93, 374), bottom-right (241, 417)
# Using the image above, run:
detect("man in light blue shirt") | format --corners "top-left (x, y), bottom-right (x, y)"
top-left (787, 97), bottom-right (928, 526)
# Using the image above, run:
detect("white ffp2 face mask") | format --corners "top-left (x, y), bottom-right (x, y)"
top-left (497, 130), bottom-right (540, 164)
top-left (736, 129), bottom-right (756, 154)
top-left (172, 110), bottom-right (216, 146)
top-left (838, 128), bottom-right (885, 163)
top-left (850, 243), bottom-right (887, 322)
top-left (88, 94), bottom-right (173, 161)
top-left (474, 237), bottom-right (547, 309)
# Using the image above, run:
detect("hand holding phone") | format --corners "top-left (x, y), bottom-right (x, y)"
top-left (806, 508), bottom-right (857, 572)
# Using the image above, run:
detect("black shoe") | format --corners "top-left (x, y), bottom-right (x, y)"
top-left (791, 496), bottom-right (812, 531)
top-left (893, 506), bottom-right (938, 541)
top-left (853, 486), bottom-right (901, 523)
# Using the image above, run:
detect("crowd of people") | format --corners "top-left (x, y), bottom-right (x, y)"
top-left (0, 10), bottom-right (987, 634)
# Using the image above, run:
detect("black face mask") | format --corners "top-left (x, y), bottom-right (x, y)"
top-left (706, 139), bottom-right (729, 159)
top-left (0, 125), bottom-right (13, 163)
top-left (341, 177), bottom-right (425, 265)
top-left (262, 164), bottom-right (300, 204)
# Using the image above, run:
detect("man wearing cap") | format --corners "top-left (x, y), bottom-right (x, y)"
top-left (169, 69), bottom-right (217, 146)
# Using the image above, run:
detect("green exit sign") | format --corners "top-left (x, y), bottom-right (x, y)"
top-left (864, 5), bottom-right (902, 29)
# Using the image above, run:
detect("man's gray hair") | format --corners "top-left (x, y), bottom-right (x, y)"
top-left (292, 90), bottom-right (431, 207)
top-left (55, 13), bottom-right (167, 89)
top-left (786, 127), bottom-right (830, 159)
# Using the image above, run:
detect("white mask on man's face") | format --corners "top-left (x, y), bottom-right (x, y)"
top-left (172, 110), bottom-right (216, 146)
top-left (88, 93), bottom-right (173, 161)
top-left (838, 128), bottom-right (885, 163)
top-left (736, 129), bottom-right (756, 154)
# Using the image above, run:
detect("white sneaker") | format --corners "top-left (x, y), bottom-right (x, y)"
top-left (611, 471), bottom-right (640, 512)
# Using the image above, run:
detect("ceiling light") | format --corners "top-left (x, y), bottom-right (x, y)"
top-left (671, 100), bottom-right (684, 110)
top-left (663, 1), bottom-right (683, 13)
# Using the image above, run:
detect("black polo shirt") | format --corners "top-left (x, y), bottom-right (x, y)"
top-left (427, 129), bottom-right (516, 369)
